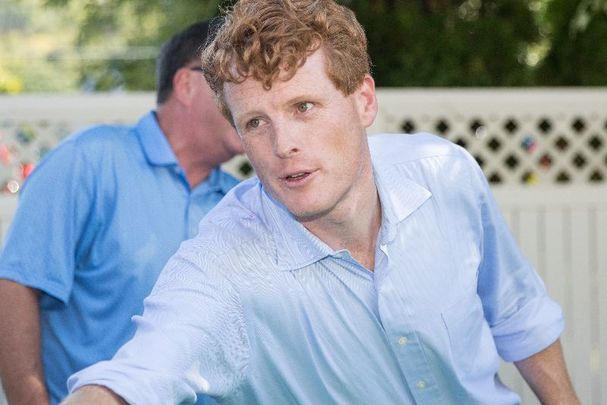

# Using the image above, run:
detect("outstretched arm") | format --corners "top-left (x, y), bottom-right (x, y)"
top-left (514, 339), bottom-right (580, 404)
top-left (61, 385), bottom-right (126, 405)
top-left (0, 279), bottom-right (48, 405)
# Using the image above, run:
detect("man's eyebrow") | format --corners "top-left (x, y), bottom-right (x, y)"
top-left (283, 92), bottom-right (323, 106)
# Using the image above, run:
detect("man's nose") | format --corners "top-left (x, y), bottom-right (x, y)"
top-left (272, 120), bottom-right (300, 158)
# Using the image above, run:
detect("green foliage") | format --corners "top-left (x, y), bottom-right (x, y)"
top-left (342, 0), bottom-right (540, 86)
top-left (0, 66), bottom-right (23, 94)
top-left (0, 0), bottom-right (82, 93)
top-left (536, 0), bottom-right (607, 85)
top-left (2, 0), bottom-right (607, 92)
top-left (47, 0), bottom-right (225, 91)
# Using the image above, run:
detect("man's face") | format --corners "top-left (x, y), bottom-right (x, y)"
top-left (224, 49), bottom-right (377, 223)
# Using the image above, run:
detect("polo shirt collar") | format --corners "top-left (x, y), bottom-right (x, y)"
top-left (262, 162), bottom-right (432, 272)
top-left (200, 168), bottom-right (236, 195)
top-left (136, 111), bottom-right (178, 167)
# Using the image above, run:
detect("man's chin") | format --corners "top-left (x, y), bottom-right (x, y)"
top-left (287, 204), bottom-right (333, 224)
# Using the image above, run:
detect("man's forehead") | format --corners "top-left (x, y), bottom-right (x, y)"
top-left (223, 50), bottom-right (328, 104)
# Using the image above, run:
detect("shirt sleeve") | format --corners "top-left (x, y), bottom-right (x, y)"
top-left (0, 138), bottom-right (96, 303)
top-left (462, 149), bottom-right (564, 362)
top-left (67, 239), bottom-right (250, 404)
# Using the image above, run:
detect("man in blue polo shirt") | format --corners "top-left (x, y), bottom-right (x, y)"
top-left (0, 19), bottom-right (242, 405)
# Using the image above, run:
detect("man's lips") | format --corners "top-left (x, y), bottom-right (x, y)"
top-left (285, 172), bottom-right (309, 180)
top-left (280, 169), bottom-right (317, 185)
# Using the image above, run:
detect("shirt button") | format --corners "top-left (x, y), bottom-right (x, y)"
top-left (415, 380), bottom-right (426, 389)
top-left (398, 336), bottom-right (408, 345)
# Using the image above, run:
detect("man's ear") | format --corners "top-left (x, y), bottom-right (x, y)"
top-left (172, 67), bottom-right (196, 106)
top-left (356, 74), bottom-right (378, 129)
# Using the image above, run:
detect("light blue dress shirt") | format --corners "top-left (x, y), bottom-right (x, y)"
top-left (69, 133), bottom-right (563, 404)
top-left (0, 112), bottom-right (238, 404)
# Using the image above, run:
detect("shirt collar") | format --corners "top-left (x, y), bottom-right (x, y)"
top-left (262, 162), bottom-right (432, 272)
top-left (374, 162), bottom-right (432, 244)
top-left (261, 188), bottom-right (334, 271)
top-left (136, 111), bottom-right (178, 167)
top-left (196, 167), bottom-right (238, 195)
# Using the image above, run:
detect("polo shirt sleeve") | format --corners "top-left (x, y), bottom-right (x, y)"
top-left (67, 239), bottom-right (250, 403)
top-left (462, 150), bottom-right (564, 362)
top-left (0, 137), bottom-right (96, 303)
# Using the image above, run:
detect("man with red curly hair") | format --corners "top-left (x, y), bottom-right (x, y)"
top-left (63, 1), bottom-right (579, 403)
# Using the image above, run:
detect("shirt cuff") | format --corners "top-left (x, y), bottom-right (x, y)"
top-left (491, 296), bottom-right (565, 362)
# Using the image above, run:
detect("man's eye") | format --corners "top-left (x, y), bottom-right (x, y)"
top-left (247, 118), bottom-right (261, 129)
top-left (296, 102), bottom-right (313, 113)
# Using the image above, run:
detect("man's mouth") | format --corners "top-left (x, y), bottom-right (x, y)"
top-left (286, 172), bottom-right (310, 181)
top-left (282, 170), bottom-right (316, 185)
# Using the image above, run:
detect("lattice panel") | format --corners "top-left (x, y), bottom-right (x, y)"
top-left (0, 119), bottom-right (67, 193)
top-left (1, 90), bottom-right (606, 193)
top-left (370, 89), bottom-right (607, 186)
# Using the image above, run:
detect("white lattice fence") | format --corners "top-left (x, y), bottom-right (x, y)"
top-left (369, 88), bottom-right (607, 186)
top-left (1, 90), bottom-right (606, 193)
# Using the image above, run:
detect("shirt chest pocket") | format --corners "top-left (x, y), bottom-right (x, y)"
top-left (440, 289), bottom-right (496, 377)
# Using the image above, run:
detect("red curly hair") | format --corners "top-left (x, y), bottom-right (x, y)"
top-left (201, 0), bottom-right (370, 122)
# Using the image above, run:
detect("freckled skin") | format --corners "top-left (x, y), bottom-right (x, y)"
top-left (224, 49), bottom-right (378, 230)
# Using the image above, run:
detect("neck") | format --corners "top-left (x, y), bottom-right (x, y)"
top-left (301, 169), bottom-right (382, 271)
top-left (156, 106), bottom-right (215, 188)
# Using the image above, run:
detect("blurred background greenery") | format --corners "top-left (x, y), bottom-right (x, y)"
top-left (1, 0), bottom-right (606, 94)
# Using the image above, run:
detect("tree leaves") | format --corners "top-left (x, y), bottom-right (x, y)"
top-left (3, 0), bottom-right (607, 92)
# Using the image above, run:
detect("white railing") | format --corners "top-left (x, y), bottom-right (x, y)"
top-left (1, 89), bottom-right (606, 404)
